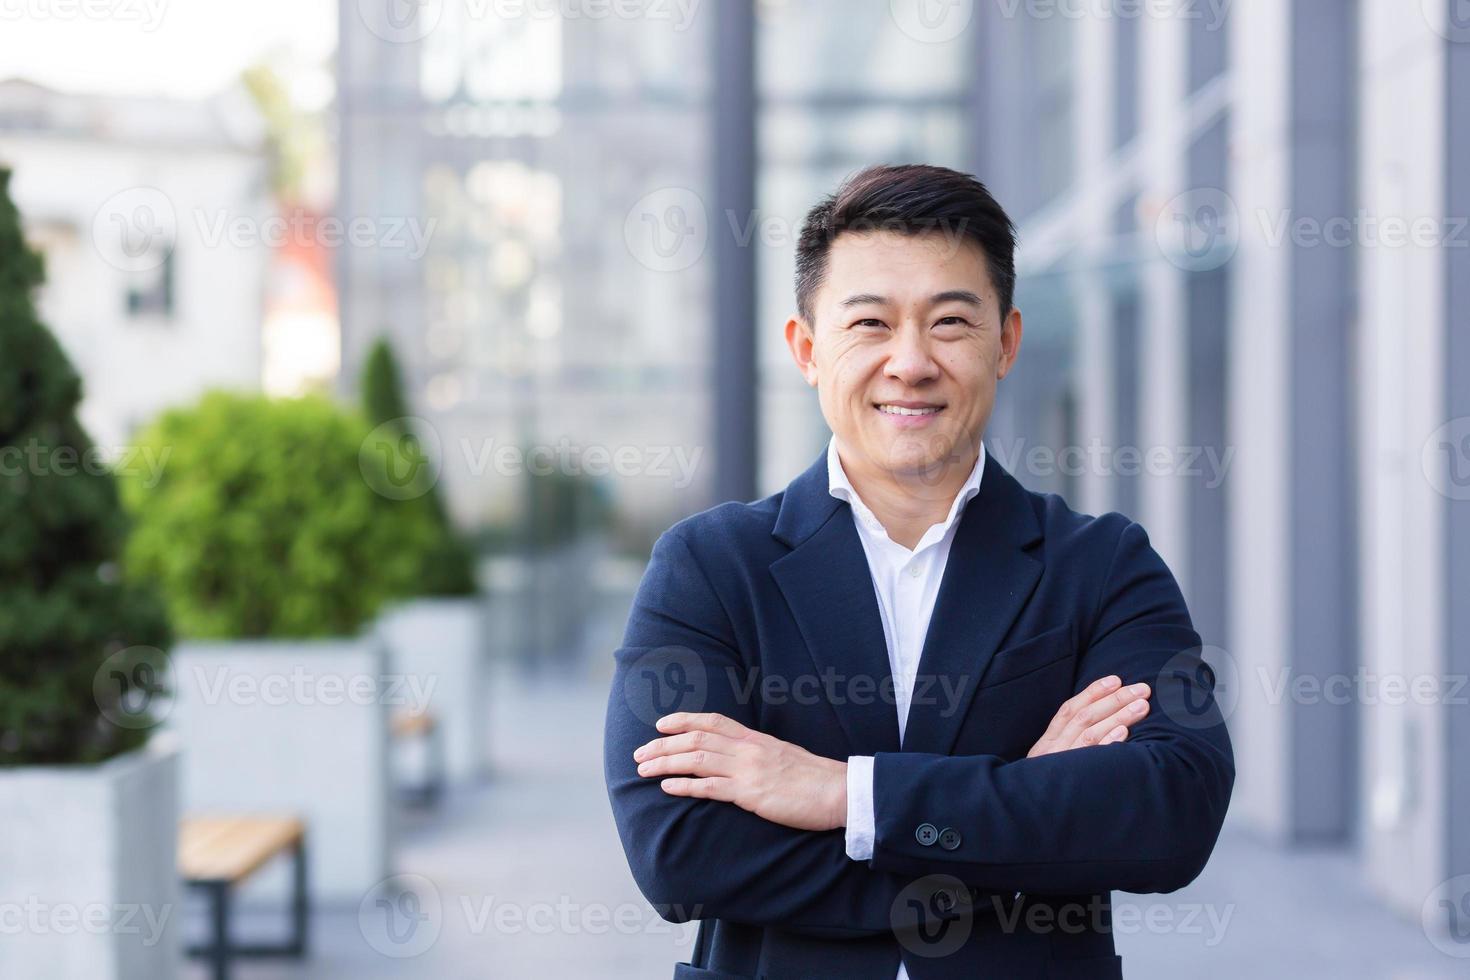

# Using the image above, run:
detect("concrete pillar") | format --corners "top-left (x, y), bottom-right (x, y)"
top-left (1445, 0), bottom-right (1470, 914)
top-left (1356, 0), bottom-right (1450, 918)
top-left (709, 0), bottom-right (758, 505)
top-left (1136, 7), bottom-right (1191, 586)
top-left (1069, 12), bottom-right (1118, 518)
top-left (1226, 0), bottom-right (1358, 844)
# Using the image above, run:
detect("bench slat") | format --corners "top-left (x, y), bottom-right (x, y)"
top-left (179, 815), bottom-right (305, 884)
top-left (392, 711), bottom-right (436, 738)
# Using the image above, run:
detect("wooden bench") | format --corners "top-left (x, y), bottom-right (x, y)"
top-left (178, 815), bottom-right (309, 980)
top-left (392, 709), bottom-right (446, 806)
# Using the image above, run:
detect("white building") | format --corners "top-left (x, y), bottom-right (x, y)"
top-left (0, 79), bottom-right (270, 449)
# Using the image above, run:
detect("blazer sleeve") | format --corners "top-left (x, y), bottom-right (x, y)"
top-left (603, 527), bottom-right (905, 934)
top-left (866, 520), bottom-right (1235, 895)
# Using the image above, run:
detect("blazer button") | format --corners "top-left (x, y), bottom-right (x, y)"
top-left (938, 828), bottom-right (962, 851)
top-left (933, 888), bottom-right (956, 913)
top-left (915, 823), bottom-right (939, 846)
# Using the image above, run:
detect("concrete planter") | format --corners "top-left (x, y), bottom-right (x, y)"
top-left (377, 596), bottom-right (489, 783)
top-left (0, 742), bottom-right (181, 980)
top-left (166, 637), bottom-right (394, 904)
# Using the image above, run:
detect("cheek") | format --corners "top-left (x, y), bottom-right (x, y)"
top-left (823, 347), bottom-right (878, 397)
top-left (940, 344), bottom-right (996, 393)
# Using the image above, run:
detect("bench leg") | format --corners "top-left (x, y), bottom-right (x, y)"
top-left (290, 834), bottom-right (310, 956)
top-left (428, 724), bottom-right (447, 805)
top-left (186, 841), bottom-right (308, 970)
top-left (206, 882), bottom-right (231, 980)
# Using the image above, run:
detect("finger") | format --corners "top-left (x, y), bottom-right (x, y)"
top-left (1097, 725), bottom-right (1130, 746)
top-left (634, 730), bottom-right (741, 763)
top-left (1074, 698), bottom-right (1150, 748)
top-left (1063, 683), bottom-right (1151, 740)
top-left (638, 749), bottom-right (735, 779)
top-left (659, 776), bottom-right (736, 801)
top-left (1041, 675), bottom-right (1122, 742)
top-left (655, 712), bottom-right (749, 738)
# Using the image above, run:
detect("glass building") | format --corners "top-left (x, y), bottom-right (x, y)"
top-left (337, 0), bottom-right (1469, 931)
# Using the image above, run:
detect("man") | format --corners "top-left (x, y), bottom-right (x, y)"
top-left (603, 164), bottom-right (1233, 979)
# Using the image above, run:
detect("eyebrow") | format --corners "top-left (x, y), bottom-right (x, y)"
top-left (838, 290), bottom-right (985, 308)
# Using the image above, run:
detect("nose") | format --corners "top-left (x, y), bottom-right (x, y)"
top-left (884, 322), bottom-right (940, 387)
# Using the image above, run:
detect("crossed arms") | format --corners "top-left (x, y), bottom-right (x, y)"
top-left (602, 523), bottom-right (1235, 935)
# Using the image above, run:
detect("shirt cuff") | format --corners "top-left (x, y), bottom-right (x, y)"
top-left (844, 755), bottom-right (876, 861)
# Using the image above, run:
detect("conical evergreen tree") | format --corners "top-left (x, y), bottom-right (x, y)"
top-left (0, 167), bottom-right (172, 765)
top-left (361, 337), bottom-right (477, 596)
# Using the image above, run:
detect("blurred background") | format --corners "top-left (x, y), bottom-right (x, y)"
top-left (1, 0), bottom-right (1467, 977)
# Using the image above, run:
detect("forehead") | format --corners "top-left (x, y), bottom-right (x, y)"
top-left (820, 228), bottom-right (993, 302)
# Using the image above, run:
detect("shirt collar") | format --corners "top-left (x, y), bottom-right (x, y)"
top-left (826, 437), bottom-right (985, 546)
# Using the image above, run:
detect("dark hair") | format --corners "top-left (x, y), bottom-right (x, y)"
top-left (794, 164), bottom-right (1017, 325)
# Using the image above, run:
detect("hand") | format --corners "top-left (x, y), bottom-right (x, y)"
top-left (1027, 675), bottom-right (1152, 758)
top-left (633, 712), bottom-right (848, 831)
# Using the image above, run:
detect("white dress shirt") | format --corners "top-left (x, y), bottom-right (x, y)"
top-left (827, 438), bottom-right (984, 980)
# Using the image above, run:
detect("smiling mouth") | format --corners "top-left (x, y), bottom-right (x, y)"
top-left (875, 403), bottom-right (944, 416)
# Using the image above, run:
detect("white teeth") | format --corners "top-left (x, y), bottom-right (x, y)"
top-left (878, 405), bottom-right (940, 416)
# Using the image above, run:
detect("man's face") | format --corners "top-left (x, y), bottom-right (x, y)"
top-left (786, 228), bottom-right (1022, 483)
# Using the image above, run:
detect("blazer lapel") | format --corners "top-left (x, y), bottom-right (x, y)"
top-left (769, 453), bottom-right (902, 755)
top-left (900, 451), bottom-right (1045, 756)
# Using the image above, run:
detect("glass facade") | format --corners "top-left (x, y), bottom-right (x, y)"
top-left (753, 0), bottom-right (973, 492)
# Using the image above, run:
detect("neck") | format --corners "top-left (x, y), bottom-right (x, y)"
top-left (837, 442), bottom-right (981, 550)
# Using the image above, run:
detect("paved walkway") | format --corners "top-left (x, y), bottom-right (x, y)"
top-left (183, 656), bottom-right (1463, 979)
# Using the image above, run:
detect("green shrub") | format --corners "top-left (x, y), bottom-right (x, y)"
top-left (360, 337), bottom-right (477, 596)
top-left (0, 167), bottom-right (173, 765)
top-left (121, 392), bottom-right (445, 638)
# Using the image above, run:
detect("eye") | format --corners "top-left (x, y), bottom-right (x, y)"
top-left (934, 316), bottom-right (973, 330)
top-left (851, 318), bottom-right (888, 330)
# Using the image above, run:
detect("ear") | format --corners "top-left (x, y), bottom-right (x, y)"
top-left (995, 305), bottom-right (1023, 381)
top-left (784, 316), bottom-right (819, 387)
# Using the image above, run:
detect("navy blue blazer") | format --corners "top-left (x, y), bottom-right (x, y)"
top-left (604, 448), bottom-right (1234, 980)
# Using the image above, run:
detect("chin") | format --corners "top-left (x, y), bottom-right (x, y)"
top-left (873, 434), bottom-right (953, 477)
